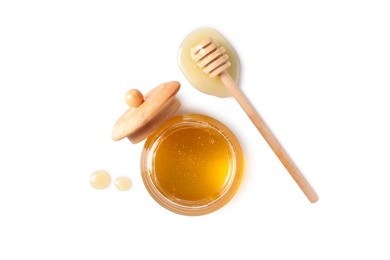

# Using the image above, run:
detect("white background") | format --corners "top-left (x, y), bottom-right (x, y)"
top-left (1, 0), bottom-right (389, 259)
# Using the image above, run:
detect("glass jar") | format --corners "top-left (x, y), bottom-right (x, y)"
top-left (141, 114), bottom-right (243, 216)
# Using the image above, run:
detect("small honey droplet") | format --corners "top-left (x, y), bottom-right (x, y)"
top-left (90, 170), bottom-right (111, 189)
top-left (114, 176), bottom-right (131, 191)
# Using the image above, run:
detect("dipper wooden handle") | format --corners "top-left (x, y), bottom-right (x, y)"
top-left (220, 71), bottom-right (318, 202)
top-left (191, 38), bottom-right (318, 203)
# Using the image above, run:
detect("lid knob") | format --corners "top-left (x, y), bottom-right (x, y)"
top-left (125, 89), bottom-right (144, 107)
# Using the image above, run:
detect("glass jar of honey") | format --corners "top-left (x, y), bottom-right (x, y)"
top-left (112, 81), bottom-right (243, 216)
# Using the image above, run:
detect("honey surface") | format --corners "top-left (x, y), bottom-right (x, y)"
top-left (153, 126), bottom-right (231, 202)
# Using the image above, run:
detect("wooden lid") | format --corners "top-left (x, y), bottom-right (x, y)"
top-left (112, 81), bottom-right (181, 144)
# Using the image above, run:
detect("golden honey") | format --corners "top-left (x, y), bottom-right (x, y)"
top-left (141, 114), bottom-right (243, 216)
top-left (154, 124), bottom-right (230, 201)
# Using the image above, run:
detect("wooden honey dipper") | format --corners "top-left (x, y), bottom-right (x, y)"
top-left (191, 38), bottom-right (318, 203)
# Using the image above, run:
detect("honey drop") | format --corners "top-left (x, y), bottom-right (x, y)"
top-left (90, 170), bottom-right (111, 189)
top-left (114, 176), bottom-right (132, 191)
